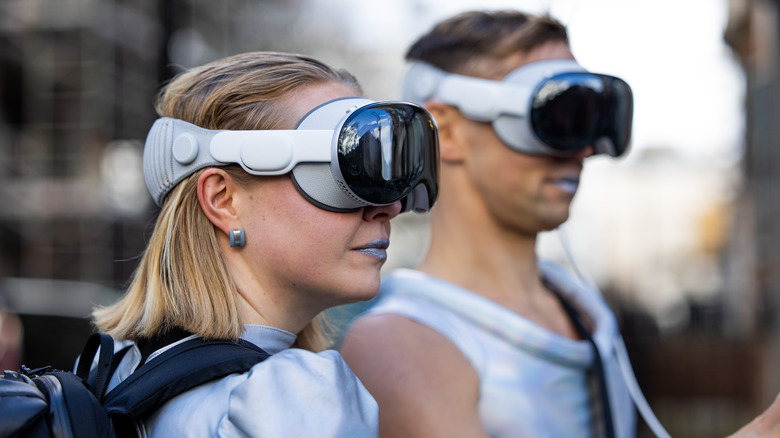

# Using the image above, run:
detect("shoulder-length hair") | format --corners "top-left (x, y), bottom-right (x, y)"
top-left (93, 52), bottom-right (362, 351)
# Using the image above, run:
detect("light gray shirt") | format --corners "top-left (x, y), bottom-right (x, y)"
top-left (106, 324), bottom-right (378, 437)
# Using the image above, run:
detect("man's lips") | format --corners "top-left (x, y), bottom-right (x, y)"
top-left (546, 176), bottom-right (580, 194)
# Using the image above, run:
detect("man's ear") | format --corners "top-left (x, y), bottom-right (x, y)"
top-left (425, 101), bottom-right (466, 163)
top-left (197, 168), bottom-right (238, 237)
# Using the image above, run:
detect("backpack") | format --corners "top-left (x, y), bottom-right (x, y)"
top-left (0, 332), bottom-right (269, 438)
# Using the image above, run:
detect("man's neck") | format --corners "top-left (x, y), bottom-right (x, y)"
top-left (416, 219), bottom-right (579, 340)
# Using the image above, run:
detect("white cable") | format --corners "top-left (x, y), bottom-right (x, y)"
top-left (555, 225), bottom-right (598, 290)
top-left (555, 225), bottom-right (672, 438)
top-left (614, 337), bottom-right (673, 438)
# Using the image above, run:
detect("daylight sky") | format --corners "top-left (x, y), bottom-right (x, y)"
top-left (331, 0), bottom-right (745, 164)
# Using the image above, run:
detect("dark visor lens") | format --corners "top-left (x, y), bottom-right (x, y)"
top-left (530, 73), bottom-right (633, 156)
top-left (337, 103), bottom-right (439, 206)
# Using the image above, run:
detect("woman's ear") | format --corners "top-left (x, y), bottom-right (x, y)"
top-left (425, 101), bottom-right (466, 163)
top-left (197, 168), bottom-right (238, 237)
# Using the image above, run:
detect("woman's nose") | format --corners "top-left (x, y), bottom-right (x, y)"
top-left (363, 201), bottom-right (403, 222)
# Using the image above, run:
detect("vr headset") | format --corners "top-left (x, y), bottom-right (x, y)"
top-left (143, 97), bottom-right (440, 213)
top-left (401, 59), bottom-right (633, 157)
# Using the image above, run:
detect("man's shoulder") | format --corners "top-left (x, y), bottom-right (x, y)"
top-left (340, 312), bottom-right (478, 398)
top-left (342, 312), bottom-right (467, 368)
top-left (345, 312), bottom-right (448, 347)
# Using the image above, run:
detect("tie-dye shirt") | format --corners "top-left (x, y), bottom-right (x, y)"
top-left (362, 261), bottom-right (636, 438)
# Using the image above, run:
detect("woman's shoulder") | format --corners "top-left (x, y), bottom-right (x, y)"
top-left (218, 348), bottom-right (378, 436)
top-left (147, 348), bottom-right (378, 437)
top-left (245, 347), bottom-right (369, 385)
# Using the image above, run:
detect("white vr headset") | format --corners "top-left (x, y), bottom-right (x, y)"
top-left (143, 97), bottom-right (440, 213)
top-left (401, 60), bottom-right (633, 157)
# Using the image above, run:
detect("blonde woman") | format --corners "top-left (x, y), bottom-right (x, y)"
top-left (90, 51), bottom-right (439, 437)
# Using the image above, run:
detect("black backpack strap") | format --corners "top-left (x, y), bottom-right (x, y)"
top-left (136, 326), bottom-right (193, 366)
top-left (106, 345), bottom-right (132, 380)
top-left (556, 294), bottom-right (616, 438)
top-left (102, 337), bottom-right (269, 419)
top-left (75, 333), bottom-right (117, 399)
top-left (36, 371), bottom-right (115, 438)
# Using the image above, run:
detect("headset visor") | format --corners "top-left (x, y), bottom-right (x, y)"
top-left (530, 72), bottom-right (633, 156)
top-left (336, 102), bottom-right (439, 210)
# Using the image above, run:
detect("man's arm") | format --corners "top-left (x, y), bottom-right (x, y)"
top-left (340, 314), bottom-right (489, 438)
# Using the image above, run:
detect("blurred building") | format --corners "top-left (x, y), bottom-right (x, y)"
top-left (0, 0), bottom-right (166, 368)
top-left (0, 1), bottom-right (161, 288)
top-left (0, 0), bottom-right (330, 371)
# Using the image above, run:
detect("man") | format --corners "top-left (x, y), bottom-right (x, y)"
top-left (340, 10), bottom-right (780, 438)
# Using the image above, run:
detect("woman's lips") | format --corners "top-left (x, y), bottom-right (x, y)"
top-left (354, 238), bottom-right (390, 260)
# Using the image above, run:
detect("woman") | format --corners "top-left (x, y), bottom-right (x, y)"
top-left (90, 51), bottom-right (438, 437)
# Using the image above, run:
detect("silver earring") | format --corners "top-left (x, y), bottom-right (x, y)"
top-left (229, 229), bottom-right (246, 248)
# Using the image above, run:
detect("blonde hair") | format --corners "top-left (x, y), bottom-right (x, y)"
top-left (93, 52), bottom-right (361, 351)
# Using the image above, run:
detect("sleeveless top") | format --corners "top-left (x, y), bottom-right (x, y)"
top-left (361, 261), bottom-right (636, 438)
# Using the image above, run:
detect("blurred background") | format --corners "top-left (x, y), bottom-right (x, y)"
top-left (0, 0), bottom-right (775, 436)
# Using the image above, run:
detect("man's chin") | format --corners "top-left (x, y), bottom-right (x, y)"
top-left (540, 211), bottom-right (570, 231)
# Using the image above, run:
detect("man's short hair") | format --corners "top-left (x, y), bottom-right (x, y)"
top-left (406, 10), bottom-right (569, 79)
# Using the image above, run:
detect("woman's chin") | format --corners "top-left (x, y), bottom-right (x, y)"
top-left (337, 279), bottom-right (382, 305)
